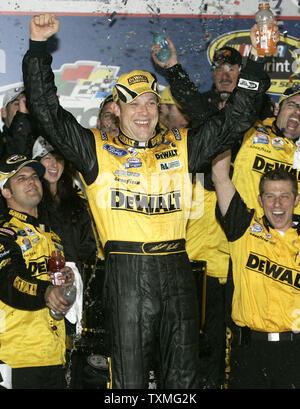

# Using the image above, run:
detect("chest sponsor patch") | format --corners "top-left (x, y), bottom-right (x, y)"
top-left (252, 154), bottom-right (300, 180)
top-left (111, 188), bottom-right (181, 214)
top-left (155, 149), bottom-right (178, 160)
top-left (271, 137), bottom-right (284, 147)
top-left (21, 238), bottom-right (32, 253)
top-left (124, 157), bottom-right (142, 169)
top-left (252, 133), bottom-right (269, 144)
top-left (246, 252), bottom-right (300, 291)
top-left (159, 159), bottom-right (181, 171)
top-left (249, 222), bottom-right (263, 233)
top-left (103, 144), bottom-right (128, 157)
top-left (115, 169), bottom-right (140, 178)
top-left (127, 147), bottom-right (138, 156)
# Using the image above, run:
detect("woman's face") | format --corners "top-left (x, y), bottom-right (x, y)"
top-left (40, 152), bottom-right (65, 185)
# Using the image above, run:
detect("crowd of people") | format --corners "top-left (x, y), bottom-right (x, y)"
top-left (0, 12), bottom-right (299, 390)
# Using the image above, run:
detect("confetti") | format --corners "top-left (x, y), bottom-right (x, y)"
top-left (108, 11), bottom-right (117, 22)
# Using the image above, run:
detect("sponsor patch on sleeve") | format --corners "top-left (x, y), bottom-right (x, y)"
top-left (238, 78), bottom-right (259, 91)
top-left (13, 276), bottom-right (37, 296)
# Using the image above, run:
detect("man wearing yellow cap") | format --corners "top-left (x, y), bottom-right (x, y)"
top-left (22, 14), bottom-right (271, 389)
top-left (159, 86), bottom-right (190, 129)
top-left (97, 94), bottom-right (119, 137)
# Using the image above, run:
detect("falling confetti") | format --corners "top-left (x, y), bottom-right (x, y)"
top-left (108, 11), bottom-right (117, 22)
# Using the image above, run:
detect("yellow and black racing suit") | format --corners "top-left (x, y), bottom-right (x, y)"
top-left (232, 117), bottom-right (300, 217)
top-left (216, 190), bottom-right (300, 388)
top-left (0, 209), bottom-right (66, 370)
top-left (22, 39), bottom-right (270, 389)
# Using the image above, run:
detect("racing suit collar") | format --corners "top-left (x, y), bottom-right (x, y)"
top-left (7, 207), bottom-right (39, 226)
top-left (118, 128), bottom-right (168, 149)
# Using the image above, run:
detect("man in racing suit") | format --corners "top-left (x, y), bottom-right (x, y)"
top-left (0, 153), bottom-right (73, 389)
top-left (212, 151), bottom-right (300, 388)
top-left (22, 14), bottom-right (270, 389)
top-left (231, 87), bottom-right (300, 218)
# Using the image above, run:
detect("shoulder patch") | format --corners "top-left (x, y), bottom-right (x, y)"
top-left (0, 227), bottom-right (16, 238)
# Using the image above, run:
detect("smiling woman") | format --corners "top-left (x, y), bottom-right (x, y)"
top-left (40, 152), bottom-right (65, 198)
top-left (31, 136), bottom-right (97, 278)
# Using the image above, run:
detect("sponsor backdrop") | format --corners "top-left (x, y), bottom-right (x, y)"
top-left (0, 0), bottom-right (299, 127)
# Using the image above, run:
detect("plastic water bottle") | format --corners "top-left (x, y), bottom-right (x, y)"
top-left (153, 33), bottom-right (171, 63)
top-left (50, 284), bottom-right (77, 320)
top-left (255, 1), bottom-right (277, 56)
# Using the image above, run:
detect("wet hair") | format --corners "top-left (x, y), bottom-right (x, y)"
top-left (259, 169), bottom-right (298, 198)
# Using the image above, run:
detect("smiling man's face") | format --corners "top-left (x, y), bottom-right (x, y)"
top-left (117, 92), bottom-right (159, 142)
top-left (276, 94), bottom-right (300, 140)
top-left (258, 179), bottom-right (300, 233)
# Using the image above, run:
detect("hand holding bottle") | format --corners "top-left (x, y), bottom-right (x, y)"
top-left (254, 1), bottom-right (279, 56)
top-left (250, 19), bottom-right (279, 57)
top-left (48, 250), bottom-right (70, 285)
top-left (48, 283), bottom-right (77, 320)
top-left (44, 277), bottom-right (75, 320)
top-left (151, 36), bottom-right (178, 68)
top-left (46, 250), bottom-right (75, 319)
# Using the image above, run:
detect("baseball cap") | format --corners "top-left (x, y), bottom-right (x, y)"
top-left (0, 153), bottom-right (45, 190)
top-left (278, 84), bottom-right (300, 105)
top-left (113, 70), bottom-right (160, 103)
top-left (32, 136), bottom-right (55, 160)
top-left (160, 86), bottom-right (182, 108)
top-left (2, 86), bottom-right (25, 108)
top-left (212, 47), bottom-right (242, 69)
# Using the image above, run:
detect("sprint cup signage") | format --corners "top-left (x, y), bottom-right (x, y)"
top-left (208, 31), bottom-right (300, 96)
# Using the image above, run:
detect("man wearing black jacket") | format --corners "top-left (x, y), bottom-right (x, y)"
top-left (153, 41), bottom-right (275, 126)
top-left (22, 14), bottom-right (271, 389)
top-left (1, 86), bottom-right (39, 158)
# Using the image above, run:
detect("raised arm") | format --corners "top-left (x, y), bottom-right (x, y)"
top-left (30, 13), bottom-right (60, 41)
top-left (151, 23), bottom-right (279, 126)
top-left (212, 150), bottom-right (255, 241)
top-left (211, 150), bottom-right (235, 216)
top-left (185, 22), bottom-right (280, 172)
top-left (22, 14), bottom-right (98, 183)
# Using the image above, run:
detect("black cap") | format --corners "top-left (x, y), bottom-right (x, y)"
top-left (0, 153), bottom-right (45, 190)
top-left (212, 46), bottom-right (242, 69)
